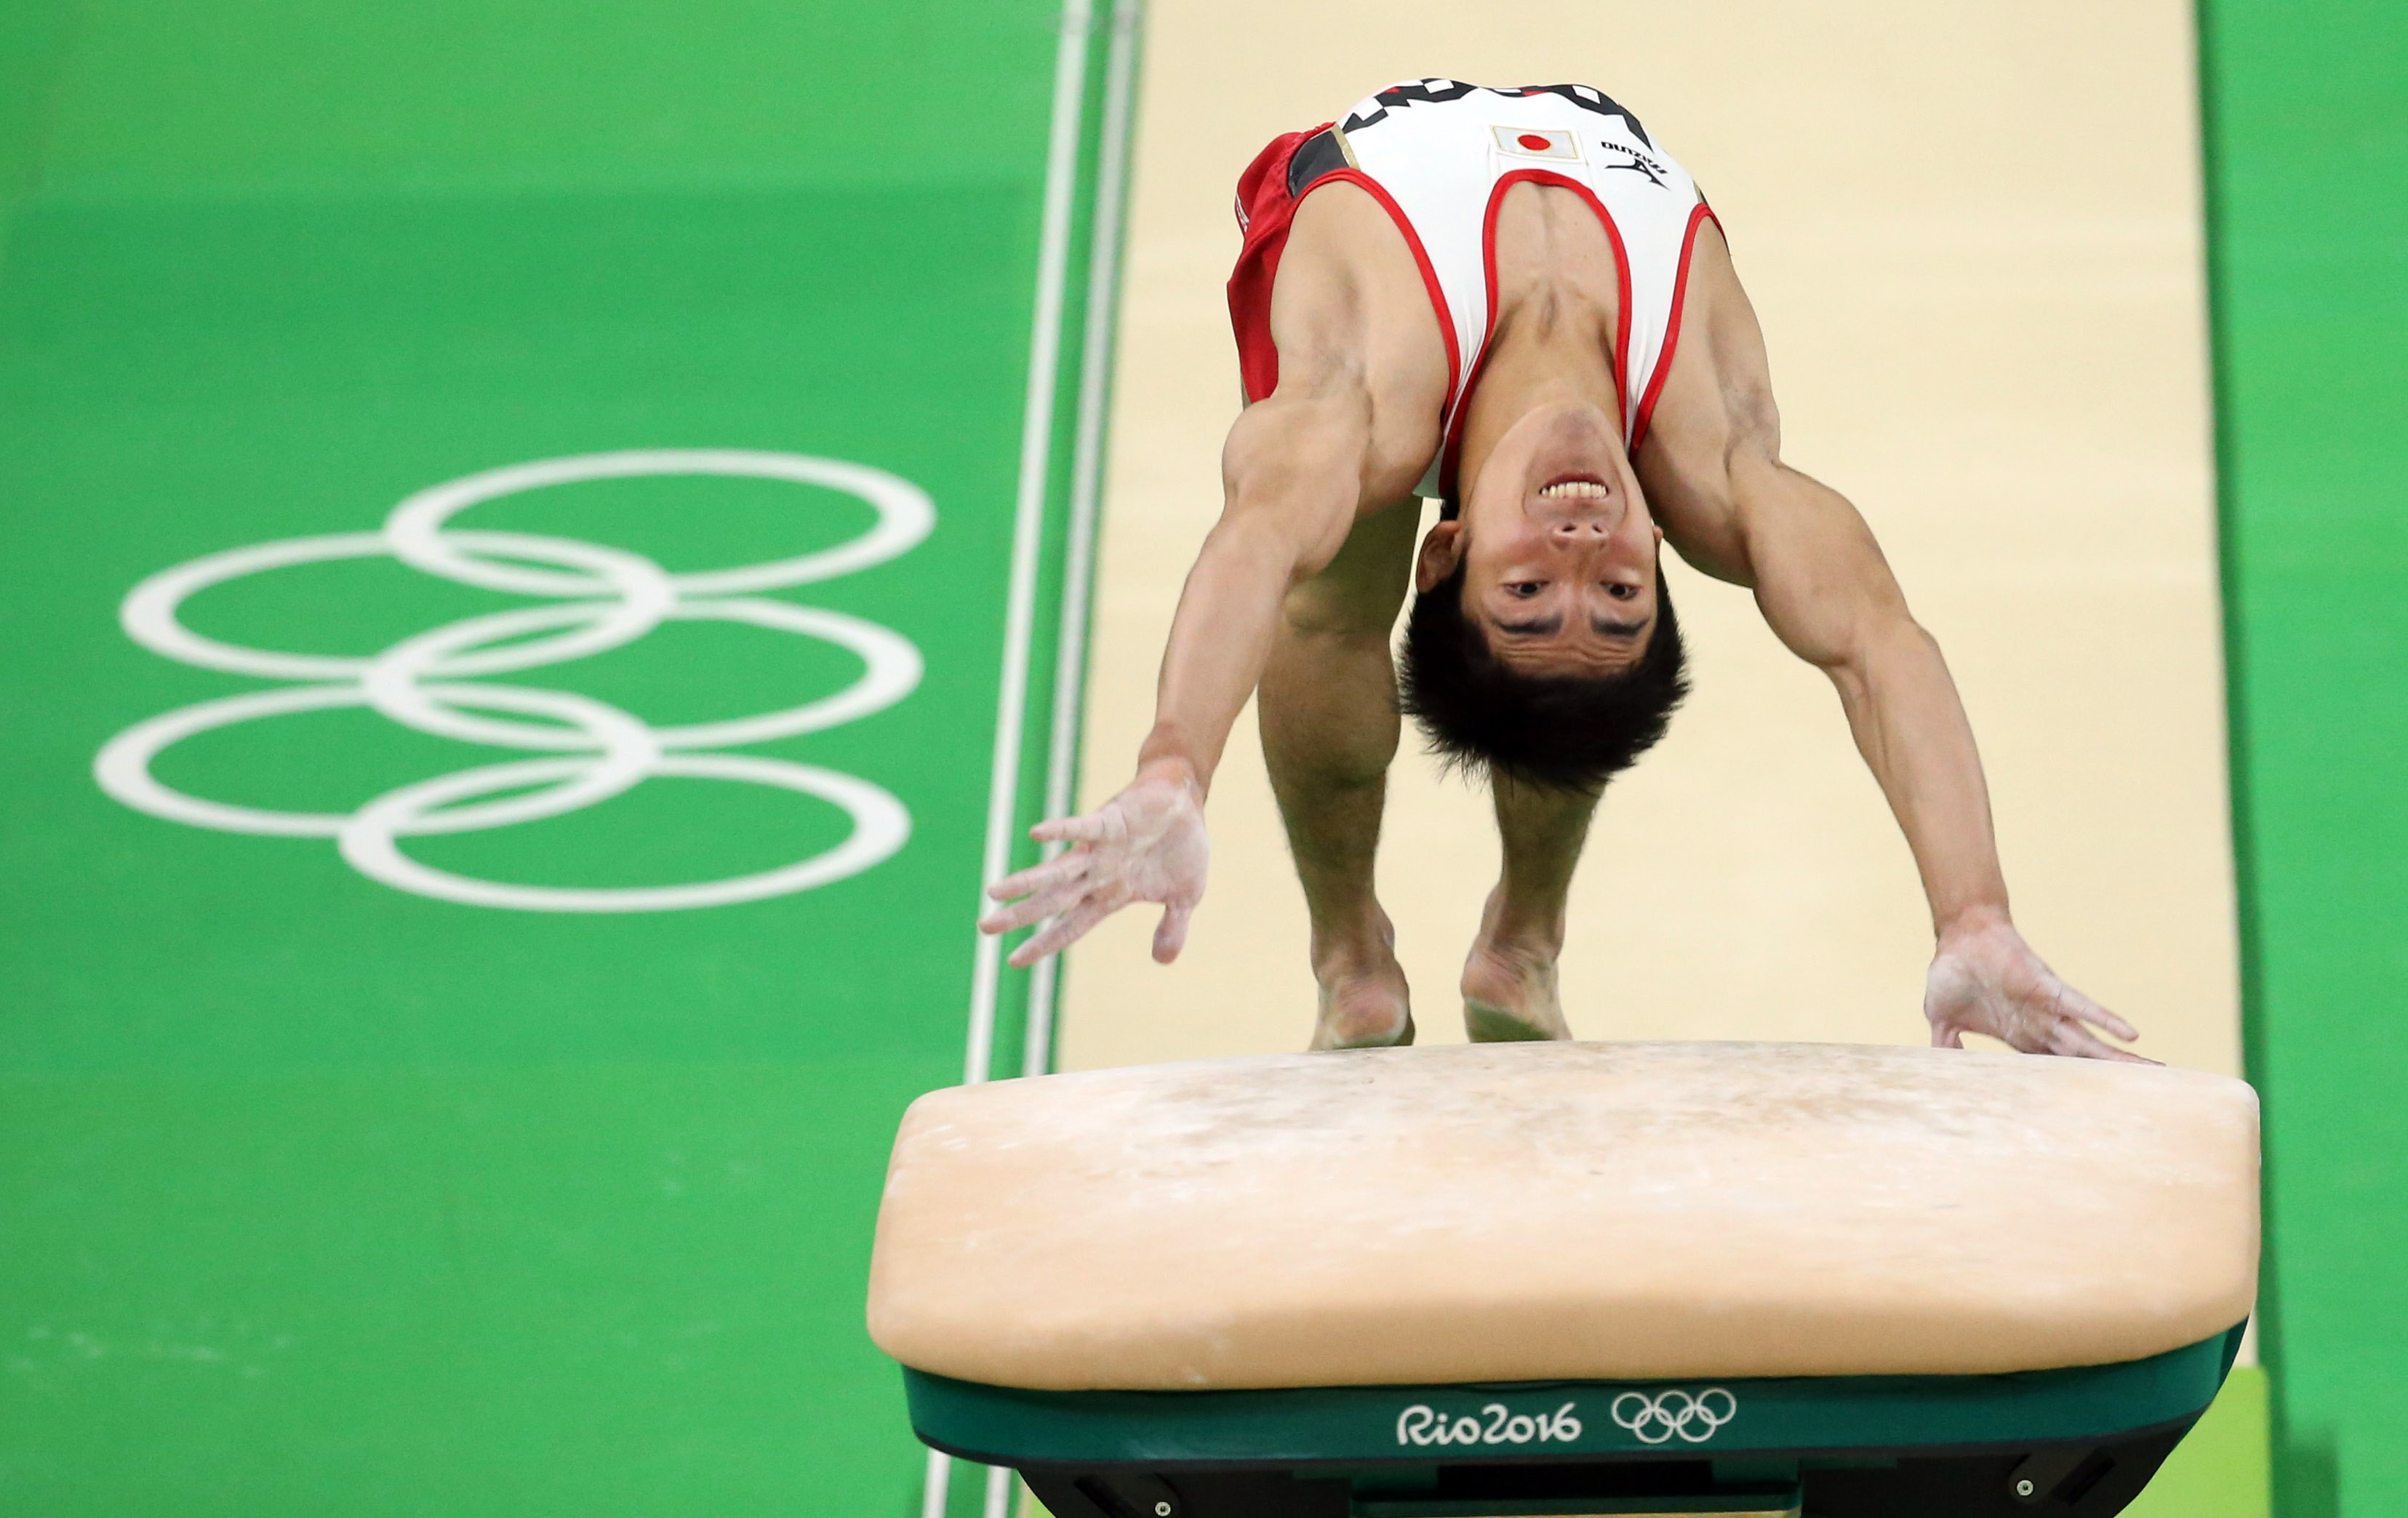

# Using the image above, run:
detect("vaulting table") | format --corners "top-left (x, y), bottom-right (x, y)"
top-left (867, 1041), bottom-right (2260, 1517)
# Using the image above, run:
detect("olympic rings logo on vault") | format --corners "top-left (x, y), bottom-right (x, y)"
top-left (1609, 1388), bottom-right (1737, 1445)
top-left (95, 450), bottom-right (930, 913)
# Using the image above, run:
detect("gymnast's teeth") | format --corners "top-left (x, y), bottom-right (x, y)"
top-left (1539, 480), bottom-right (1611, 499)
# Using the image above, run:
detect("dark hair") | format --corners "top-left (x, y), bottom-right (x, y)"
top-left (1398, 558), bottom-right (1689, 792)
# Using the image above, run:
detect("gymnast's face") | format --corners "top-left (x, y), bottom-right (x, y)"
top-left (1415, 402), bottom-right (1663, 676)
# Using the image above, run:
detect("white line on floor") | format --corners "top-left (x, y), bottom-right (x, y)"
top-left (964, 0), bottom-right (1098, 1091)
top-left (1025, 0), bottom-right (1146, 1082)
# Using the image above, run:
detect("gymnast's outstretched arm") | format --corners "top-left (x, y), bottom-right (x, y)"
top-left (977, 386), bottom-right (1378, 967)
top-left (1640, 223), bottom-right (2146, 1062)
top-left (981, 185), bottom-right (1444, 970)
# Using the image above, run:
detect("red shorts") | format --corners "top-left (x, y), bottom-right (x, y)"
top-left (1225, 124), bottom-right (1335, 407)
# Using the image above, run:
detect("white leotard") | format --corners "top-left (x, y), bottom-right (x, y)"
top-left (1321, 80), bottom-right (1714, 496)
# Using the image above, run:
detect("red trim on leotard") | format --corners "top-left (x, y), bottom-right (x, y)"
top-left (1225, 129), bottom-right (1462, 426)
top-left (1630, 201), bottom-right (1719, 452)
top-left (1438, 168), bottom-right (1634, 498)
top-left (1311, 169), bottom-right (1463, 414)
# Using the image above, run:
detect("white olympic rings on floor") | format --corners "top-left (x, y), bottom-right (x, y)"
top-left (1609, 1389), bottom-right (1737, 1445)
top-left (94, 450), bottom-right (932, 912)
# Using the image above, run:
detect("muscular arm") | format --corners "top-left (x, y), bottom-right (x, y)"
top-left (976, 391), bottom-right (1382, 966)
top-left (980, 183), bottom-right (1447, 965)
top-left (1721, 452), bottom-right (2009, 933)
top-left (1137, 391), bottom-right (1370, 795)
top-left (1641, 225), bottom-right (2142, 1060)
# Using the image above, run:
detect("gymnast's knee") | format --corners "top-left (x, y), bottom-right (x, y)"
top-left (1276, 575), bottom-right (1406, 650)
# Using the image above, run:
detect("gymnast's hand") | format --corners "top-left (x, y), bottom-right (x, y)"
top-left (1922, 908), bottom-right (2151, 1063)
top-left (978, 760), bottom-right (1209, 968)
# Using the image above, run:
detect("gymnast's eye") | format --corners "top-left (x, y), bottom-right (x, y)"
top-left (1508, 581), bottom-right (1545, 598)
top-left (1604, 582), bottom-right (1637, 599)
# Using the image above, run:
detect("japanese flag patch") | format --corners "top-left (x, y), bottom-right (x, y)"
top-left (1492, 125), bottom-right (1578, 160)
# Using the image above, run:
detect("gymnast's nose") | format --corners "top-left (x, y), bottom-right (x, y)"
top-left (1548, 499), bottom-right (1623, 539)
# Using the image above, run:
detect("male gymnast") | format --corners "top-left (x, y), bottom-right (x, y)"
top-left (979, 79), bottom-right (2143, 1060)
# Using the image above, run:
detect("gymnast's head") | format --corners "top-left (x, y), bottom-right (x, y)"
top-left (1400, 399), bottom-right (1689, 792)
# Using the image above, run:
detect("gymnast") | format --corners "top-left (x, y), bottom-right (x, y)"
top-left (979, 78), bottom-right (2143, 1060)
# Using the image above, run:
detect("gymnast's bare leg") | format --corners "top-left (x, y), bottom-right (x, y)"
top-left (1460, 775), bottom-right (1595, 1041)
top-left (1258, 500), bottom-right (1420, 1049)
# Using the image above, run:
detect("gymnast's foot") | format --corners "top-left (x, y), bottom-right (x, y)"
top-left (1308, 916), bottom-right (1415, 1050)
top-left (1460, 892), bottom-right (1572, 1042)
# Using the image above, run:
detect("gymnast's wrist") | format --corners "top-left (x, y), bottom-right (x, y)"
top-left (1132, 748), bottom-right (1208, 802)
top-left (1933, 900), bottom-right (2012, 944)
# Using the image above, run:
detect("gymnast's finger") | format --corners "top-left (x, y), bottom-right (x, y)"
top-left (1031, 812), bottom-right (1115, 845)
top-left (979, 880), bottom-right (1089, 936)
top-left (1151, 898), bottom-right (1196, 964)
top-left (2047, 1015), bottom-right (2156, 1065)
top-left (1008, 900), bottom-right (1113, 967)
top-left (2054, 980), bottom-right (2140, 1044)
top-left (986, 851), bottom-right (1088, 904)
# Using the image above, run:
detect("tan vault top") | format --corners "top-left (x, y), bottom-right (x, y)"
top-left (866, 1041), bottom-right (2259, 1391)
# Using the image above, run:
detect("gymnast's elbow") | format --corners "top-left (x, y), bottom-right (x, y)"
top-left (1765, 569), bottom-right (1935, 692)
top-left (1810, 607), bottom-right (1948, 719)
top-left (1189, 500), bottom-right (1340, 605)
top-left (1215, 412), bottom-right (1366, 578)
